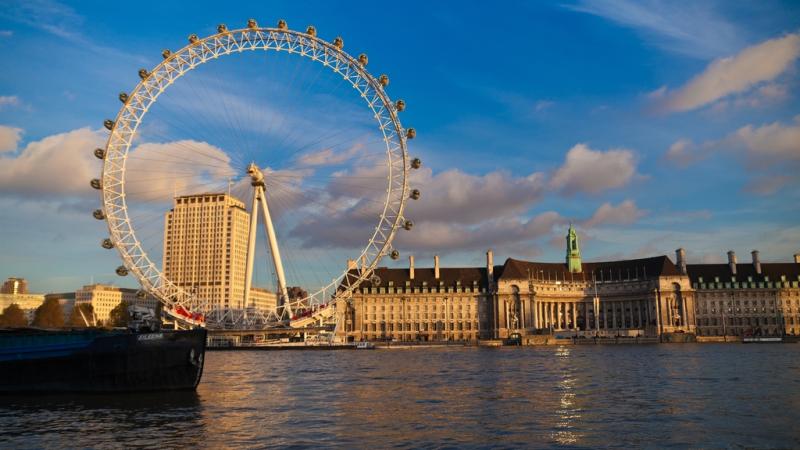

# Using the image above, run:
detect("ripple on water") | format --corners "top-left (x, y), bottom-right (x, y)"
top-left (2, 345), bottom-right (800, 448)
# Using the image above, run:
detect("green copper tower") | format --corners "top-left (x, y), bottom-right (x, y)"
top-left (566, 224), bottom-right (582, 273)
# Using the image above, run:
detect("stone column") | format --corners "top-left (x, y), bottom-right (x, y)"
top-left (593, 297), bottom-right (600, 331)
top-left (680, 295), bottom-right (688, 328)
top-left (572, 303), bottom-right (577, 330)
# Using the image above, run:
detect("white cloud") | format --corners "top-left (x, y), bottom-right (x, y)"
top-left (666, 116), bottom-right (800, 194)
top-left (296, 143), bottom-right (367, 167)
top-left (0, 30), bottom-right (13, 37)
top-left (393, 211), bottom-right (566, 255)
top-left (734, 116), bottom-right (800, 164)
top-left (657, 33), bottom-right (800, 113)
top-left (406, 167), bottom-right (547, 225)
top-left (124, 140), bottom-right (237, 202)
top-left (566, 0), bottom-right (742, 58)
top-left (583, 200), bottom-right (646, 227)
top-left (0, 127), bottom-right (103, 196)
top-left (0, 125), bottom-right (23, 153)
top-left (550, 143), bottom-right (638, 195)
top-left (284, 156), bottom-right (561, 257)
top-left (0, 96), bottom-right (20, 109)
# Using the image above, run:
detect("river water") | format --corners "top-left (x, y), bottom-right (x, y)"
top-left (1, 344), bottom-right (799, 449)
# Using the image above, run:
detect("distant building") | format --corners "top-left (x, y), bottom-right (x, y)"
top-left (162, 193), bottom-right (251, 311)
top-left (250, 287), bottom-right (278, 312)
top-left (75, 284), bottom-right (159, 323)
top-left (1, 277), bottom-right (28, 295)
top-left (689, 251), bottom-right (800, 337)
top-left (0, 293), bottom-right (45, 323)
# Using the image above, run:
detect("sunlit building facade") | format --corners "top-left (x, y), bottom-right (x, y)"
top-left (162, 193), bottom-right (251, 311)
top-left (340, 255), bottom-right (493, 342)
top-left (338, 227), bottom-right (800, 342)
top-left (75, 284), bottom-right (159, 323)
top-left (690, 251), bottom-right (800, 337)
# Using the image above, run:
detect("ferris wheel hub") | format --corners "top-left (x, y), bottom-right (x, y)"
top-left (247, 162), bottom-right (265, 187)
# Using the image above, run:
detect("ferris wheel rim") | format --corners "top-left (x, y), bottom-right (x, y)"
top-left (98, 23), bottom-right (412, 321)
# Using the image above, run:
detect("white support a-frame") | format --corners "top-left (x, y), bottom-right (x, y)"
top-left (242, 163), bottom-right (292, 318)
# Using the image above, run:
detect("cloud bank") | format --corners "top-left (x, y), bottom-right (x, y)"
top-left (550, 143), bottom-right (638, 195)
top-left (666, 115), bottom-right (800, 194)
top-left (655, 33), bottom-right (800, 113)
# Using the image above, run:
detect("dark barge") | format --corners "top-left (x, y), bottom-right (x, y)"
top-left (0, 327), bottom-right (206, 393)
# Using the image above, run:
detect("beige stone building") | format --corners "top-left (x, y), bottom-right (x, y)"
top-left (690, 251), bottom-right (800, 337)
top-left (493, 255), bottom-right (695, 339)
top-left (162, 192), bottom-right (283, 314)
top-left (0, 292), bottom-right (45, 323)
top-left (339, 255), bottom-right (493, 342)
top-left (250, 287), bottom-right (278, 312)
top-left (337, 226), bottom-right (707, 342)
top-left (162, 193), bottom-right (251, 311)
top-left (75, 284), bottom-right (159, 323)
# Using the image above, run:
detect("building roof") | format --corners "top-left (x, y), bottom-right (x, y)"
top-left (687, 263), bottom-right (800, 283)
top-left (352, 265), bottom-right (497, 289)
top-left (500, 255), bottom-right (682, 281)
top-left (343, 255), bottom-right (800, 292)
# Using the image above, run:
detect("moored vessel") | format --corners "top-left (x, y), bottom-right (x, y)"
top-left (0, 327), bottom-right (206, 393)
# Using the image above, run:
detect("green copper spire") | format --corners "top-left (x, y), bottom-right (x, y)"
top-left (566, 224), bottom-right (582, 273)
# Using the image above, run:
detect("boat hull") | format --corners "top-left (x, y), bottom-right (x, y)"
top-left (0, 328), bottom-right (206, 393)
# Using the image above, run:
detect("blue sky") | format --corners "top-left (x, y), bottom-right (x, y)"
top-left (0, 0), bottom-right (799, 293)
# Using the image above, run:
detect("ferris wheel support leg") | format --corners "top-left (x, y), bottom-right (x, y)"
top-left (243, 186), bottom-right (260, 316)
top-left (257, 185), bottom-right (292, 318)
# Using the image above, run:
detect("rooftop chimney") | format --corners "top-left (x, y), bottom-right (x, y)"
top-left (751, 250), bottom-right (761, 275)
top-left (487, 249), bottom-right (494, 277)
top-left (727, 250), bottom-right (737, 275)
top-left (409, 255), bottom-right (415, 280)
top-left (675, 248), bottom-right (687, 275)
top-left (434, 255), bottom-right (440, 279)
top-left (347, 259), bottom-right (357, 271)
top-left (795, 253), bottom-right (800, 264)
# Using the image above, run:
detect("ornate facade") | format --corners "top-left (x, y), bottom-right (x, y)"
top-left (337, 229), bottom-right (800, 342)
top-left (690, 251), bottom-right (800, 337)
top-left (340, 256), bottom-right (492, 342)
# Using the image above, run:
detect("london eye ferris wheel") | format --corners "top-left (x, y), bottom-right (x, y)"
top-left (90, 19), bottom-right (421, 327)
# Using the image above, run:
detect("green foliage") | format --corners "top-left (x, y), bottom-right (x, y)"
top-left (0, 303), bottom-right (28, 328)
top-left (32, 298), bottom-right (64, 329)
top-left (68, 303), bottom-right (95, 328)
top-left (108, 300), bottom-right (130, 328)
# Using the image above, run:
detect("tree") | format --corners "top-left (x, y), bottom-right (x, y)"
top-left (68, 303), bottom-right (95, 328)
top-left (287, 286), bottom-right (308, 300)
top-left (32, 298), bottom-right (64, 329)
top-left (0, 304), bottom-right (28, 328)
top-left (108, 300), bottom-right (130, 328)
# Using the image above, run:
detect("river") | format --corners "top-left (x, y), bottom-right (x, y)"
top-left (1, 344), bottom-right (799, 448)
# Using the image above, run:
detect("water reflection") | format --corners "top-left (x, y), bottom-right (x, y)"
top-left (1, 345), bottom-right (799, 448)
